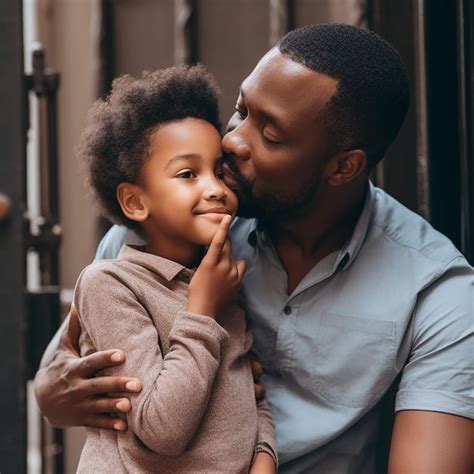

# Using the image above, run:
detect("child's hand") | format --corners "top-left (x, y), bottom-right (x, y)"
top-left (187, 215), bottom-right (246, 318)
top-left (249, 452), bottom-right (276, 474)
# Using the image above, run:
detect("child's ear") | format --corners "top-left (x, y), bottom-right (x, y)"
top-left (116, 182), bottom-right (149, 223)
top-left (326, 149), bottom-right (368, 186)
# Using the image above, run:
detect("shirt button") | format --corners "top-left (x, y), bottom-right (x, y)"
top-left (283, 305), bottom-right (292, 315)
top-left (181, 271), bottom-right (190, 282)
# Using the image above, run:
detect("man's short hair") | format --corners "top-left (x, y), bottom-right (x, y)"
top-left (78, 65), bottom-right (221, 230)
top-left (278, 23), bottom-right (410, 168)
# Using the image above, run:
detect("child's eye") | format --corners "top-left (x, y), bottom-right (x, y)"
top-left (216, 170), bottom-right (225, 180)
top-left (176, 170), bottom-right (196, 179)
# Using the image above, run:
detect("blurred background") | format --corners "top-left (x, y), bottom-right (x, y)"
top-left (1, 0), bottom-right (472, 472)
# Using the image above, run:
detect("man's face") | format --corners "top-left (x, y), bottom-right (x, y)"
top-left (222, 49), bottom-right (339, 220)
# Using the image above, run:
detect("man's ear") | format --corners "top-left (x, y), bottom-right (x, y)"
top-left (116, 182), bottom-right (149, 223)
top-left (327, 149), bottom-right (368, 186)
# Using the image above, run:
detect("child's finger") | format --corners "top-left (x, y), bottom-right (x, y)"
top-left (220, 238), bottom-right (233, 264)
top-left (205, 215), bottom-right (232, 264)
top-left (236, 259), bottom-right (247, 281)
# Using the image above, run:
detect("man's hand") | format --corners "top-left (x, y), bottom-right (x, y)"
top-left (249, 352), bottom-right (266, 401)
top-left (249, 452), bottom-right (276, 474)
top-left (34, 304), bottom-right (142, 430)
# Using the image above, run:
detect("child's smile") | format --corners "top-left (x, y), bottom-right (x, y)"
top-left (194, 206), bottom-right (233, 222)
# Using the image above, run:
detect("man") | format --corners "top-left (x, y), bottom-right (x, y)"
top-left (35, 24), bottom-right (473, 472)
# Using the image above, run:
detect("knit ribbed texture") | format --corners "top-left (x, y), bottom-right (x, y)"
top-left (75, 245), bottom-right (277, 473)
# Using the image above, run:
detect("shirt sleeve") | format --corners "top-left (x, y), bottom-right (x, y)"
top-left (395, 257), bottom-right (474, 419)
top-left (244, 325), bottom-right (278, 467)
top-left (255, 397), bottom-right (278, 467)
top-left (94, 225), bottom-right (145, 261)
top-left (74, 262), bottom-right (229, 455)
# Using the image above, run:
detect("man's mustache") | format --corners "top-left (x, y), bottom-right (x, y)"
top-left (222, 154), bottom-right (252, 194)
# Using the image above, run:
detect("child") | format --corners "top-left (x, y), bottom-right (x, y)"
top-left (74, 65), bottom-right (277, 473)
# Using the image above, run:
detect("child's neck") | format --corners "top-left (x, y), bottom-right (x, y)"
top-left (144, 237), bottom-right (204, 269)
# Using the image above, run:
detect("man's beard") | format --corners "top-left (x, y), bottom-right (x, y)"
top-left (224, 155), bottom-right (321, 222)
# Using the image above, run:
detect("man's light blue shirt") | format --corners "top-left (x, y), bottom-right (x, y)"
top-left (95, 183), bottom-right (473, 473)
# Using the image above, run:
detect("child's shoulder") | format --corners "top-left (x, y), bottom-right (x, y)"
top-left (76, 257), bottom-right (141, 292)
top-left (81, 256), bottom-right (130, 275)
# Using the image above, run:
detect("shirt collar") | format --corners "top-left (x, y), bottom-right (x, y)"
top-left (248, 220), bottom-right (277, 249)
top-left (247, 220), bottom-right (259, 247)
top-left (247, 181), bottom-right (375, 272)
top-left (117, 244), bottom-right (190, 281)
top-left (335, 181), bottom-right (375, 271)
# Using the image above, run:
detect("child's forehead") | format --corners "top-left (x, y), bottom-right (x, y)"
top-left (146, 118), bottom-right (223, 164)
top-left (149, 118), bottom-right (221, 143)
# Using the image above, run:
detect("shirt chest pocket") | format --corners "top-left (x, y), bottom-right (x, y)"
top-left (312, 312), bottom-right (396, 408)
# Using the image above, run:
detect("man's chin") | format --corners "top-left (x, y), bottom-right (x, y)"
top-left (224, 175), bottom-right (270, 219)
top-left (237, 194), bottom-right (312, 222)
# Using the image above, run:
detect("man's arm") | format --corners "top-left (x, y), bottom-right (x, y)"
top-left (37, 315), bottom-right (68, 370)
top-left (389, 260), bottom-right (474, 472)
top-left (34, 224), bottom-right (143, 430)
top-left (388, 410), bottom-right (473, 473)
top-left (34, 306), bottom-right (142, 430)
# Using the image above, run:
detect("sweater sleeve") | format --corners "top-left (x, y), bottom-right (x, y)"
top-left (255, 397), bottom-right (278, 467)
top-left (74, 262), bottom-right (229, 456)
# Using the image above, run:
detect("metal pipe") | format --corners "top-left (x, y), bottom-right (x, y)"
top-left (413, 0), bottom-right (430, 219)
top-left (456, 0), bottom-right (472, 259)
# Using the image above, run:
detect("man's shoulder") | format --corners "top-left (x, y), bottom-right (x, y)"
top-left (370, 187), bottom-right (466, 268)
top-left (95, 225), bottom-right (145, 261)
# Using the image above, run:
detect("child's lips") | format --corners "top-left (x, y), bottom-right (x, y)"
top-left (195, 207), bottom-right (232, 222)
top-left (198, 212), bottom-right (229, 222)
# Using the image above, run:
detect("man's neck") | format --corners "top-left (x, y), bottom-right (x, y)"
top-left (266, 181), bottom-right (368, 293)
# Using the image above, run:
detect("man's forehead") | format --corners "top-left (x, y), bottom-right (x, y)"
top-left (241, 48), bottom-right (305, 88)
top-left (239, 49), bottom-right (338, 115)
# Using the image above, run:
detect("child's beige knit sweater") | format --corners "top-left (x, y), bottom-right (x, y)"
top-left (75, 245), bottom-right (276, 473)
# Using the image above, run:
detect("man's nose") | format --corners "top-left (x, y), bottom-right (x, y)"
top-left (222, 127), bottom-right (251, 161)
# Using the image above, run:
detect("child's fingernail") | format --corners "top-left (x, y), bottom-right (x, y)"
top-left (113, 422), bottom-right (123, 431)
top-left (125, 381), bottom-right (137, 391)
top-left (111, 352), bottom-right (123, 362)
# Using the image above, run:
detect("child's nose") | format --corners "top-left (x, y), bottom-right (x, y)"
top-left (203, 180), bottom-right (227, 201)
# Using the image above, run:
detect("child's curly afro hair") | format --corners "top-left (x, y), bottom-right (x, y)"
top-left (78, 64), bottom-right (221, 230)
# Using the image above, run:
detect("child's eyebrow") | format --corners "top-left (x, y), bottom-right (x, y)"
top-left (165, 153), bottom-right (224, 169)
top-left (165, 154), bottom-right (200, 169)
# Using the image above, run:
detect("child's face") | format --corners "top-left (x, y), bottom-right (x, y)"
top-left (137, 118), bottom-right (238, 251)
